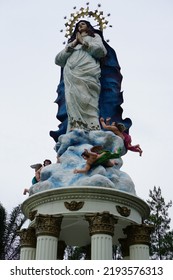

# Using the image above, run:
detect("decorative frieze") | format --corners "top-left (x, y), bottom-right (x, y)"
top-left (85, 211), bottom-right (118, 236)
top-left (35, 214), bottom-right (63, 238)
top-left (22, 187), bottom-right (150, 222)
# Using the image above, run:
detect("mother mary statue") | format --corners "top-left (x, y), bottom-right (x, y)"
top-left (50, 20), bottom-right (132, 142)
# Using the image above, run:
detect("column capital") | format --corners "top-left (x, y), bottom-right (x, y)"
top-left (124, 224), bottom-right (154, 246)
top-left (35, 214), bottom-right (63, 238)
top-left (18, 227), bottom-right (36, 248)
top-left (85, 211), bottom-right (118, 236)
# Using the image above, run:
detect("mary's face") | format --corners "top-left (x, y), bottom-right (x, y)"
top-left (78, 21), bottom-right (88, 33)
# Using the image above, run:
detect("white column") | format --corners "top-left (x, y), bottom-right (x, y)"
top-left (36, 235), bottom-right (58, 260)
top-left (20, 247), bottom-right (36, 260)
top-left (91, 234), bottom-right (112, 260)
top-left (130, 244), bottom-right (150, 260)
top-left (86, 212), bottom-right (117, 260)
top-left (124, 224), bottom-right (154, 260)
top-left (18, 228), bottom-right (36, 260)
top-left (35, 214), bottom-right (63, 260)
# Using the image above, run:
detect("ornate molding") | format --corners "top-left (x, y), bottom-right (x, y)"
top-left (18, 228), bottom-right (36, 248)
top-left (64, 200), bottom-right (84, 211)
top-left (85, 211), bottom-right (118, 236)
top-left (124, 224), bottom-right (154, 246)
top-left (22, 187), bottom-right (150, 221)
top-left (35, 214), bottom-right (63, 238)
top-left (116, 206), bottom-right (131, 217)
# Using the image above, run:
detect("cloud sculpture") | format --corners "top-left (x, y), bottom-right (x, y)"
top-left (29, 129), bottom-right (136, 196)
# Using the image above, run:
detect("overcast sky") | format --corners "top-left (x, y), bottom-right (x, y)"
top-left (0, 0), bottom-right (173, 226)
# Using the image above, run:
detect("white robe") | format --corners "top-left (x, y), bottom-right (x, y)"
top-left (55, 33), bottom-right (107, 132)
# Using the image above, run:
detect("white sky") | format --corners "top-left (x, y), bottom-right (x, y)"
top-left (0, 0), bottom-right (173, 226)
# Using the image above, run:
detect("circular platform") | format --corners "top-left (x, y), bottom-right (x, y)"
top-left (22, 186), bottom-right (150, 246)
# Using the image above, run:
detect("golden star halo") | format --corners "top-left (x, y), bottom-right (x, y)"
top-left (60, 3), bottom-right (112, 42)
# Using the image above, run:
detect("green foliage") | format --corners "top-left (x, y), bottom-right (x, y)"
top-left (64, 244), bottom-right (122, 260)
top-left (145, 186), bottom-right (173, 260)
top-left (0, 203), bottom-right (27, 260)
top-left (112, 245), bottom-right (123, 259)
top-left (64, 245), bottom-right (90, 260)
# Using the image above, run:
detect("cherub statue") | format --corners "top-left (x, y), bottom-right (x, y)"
top-left (74, 145), bottom-right (121, 174)
top-left (23, 159), bottom-right (52, 195)
top-left (100, 117), bottom-right (143, 156)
